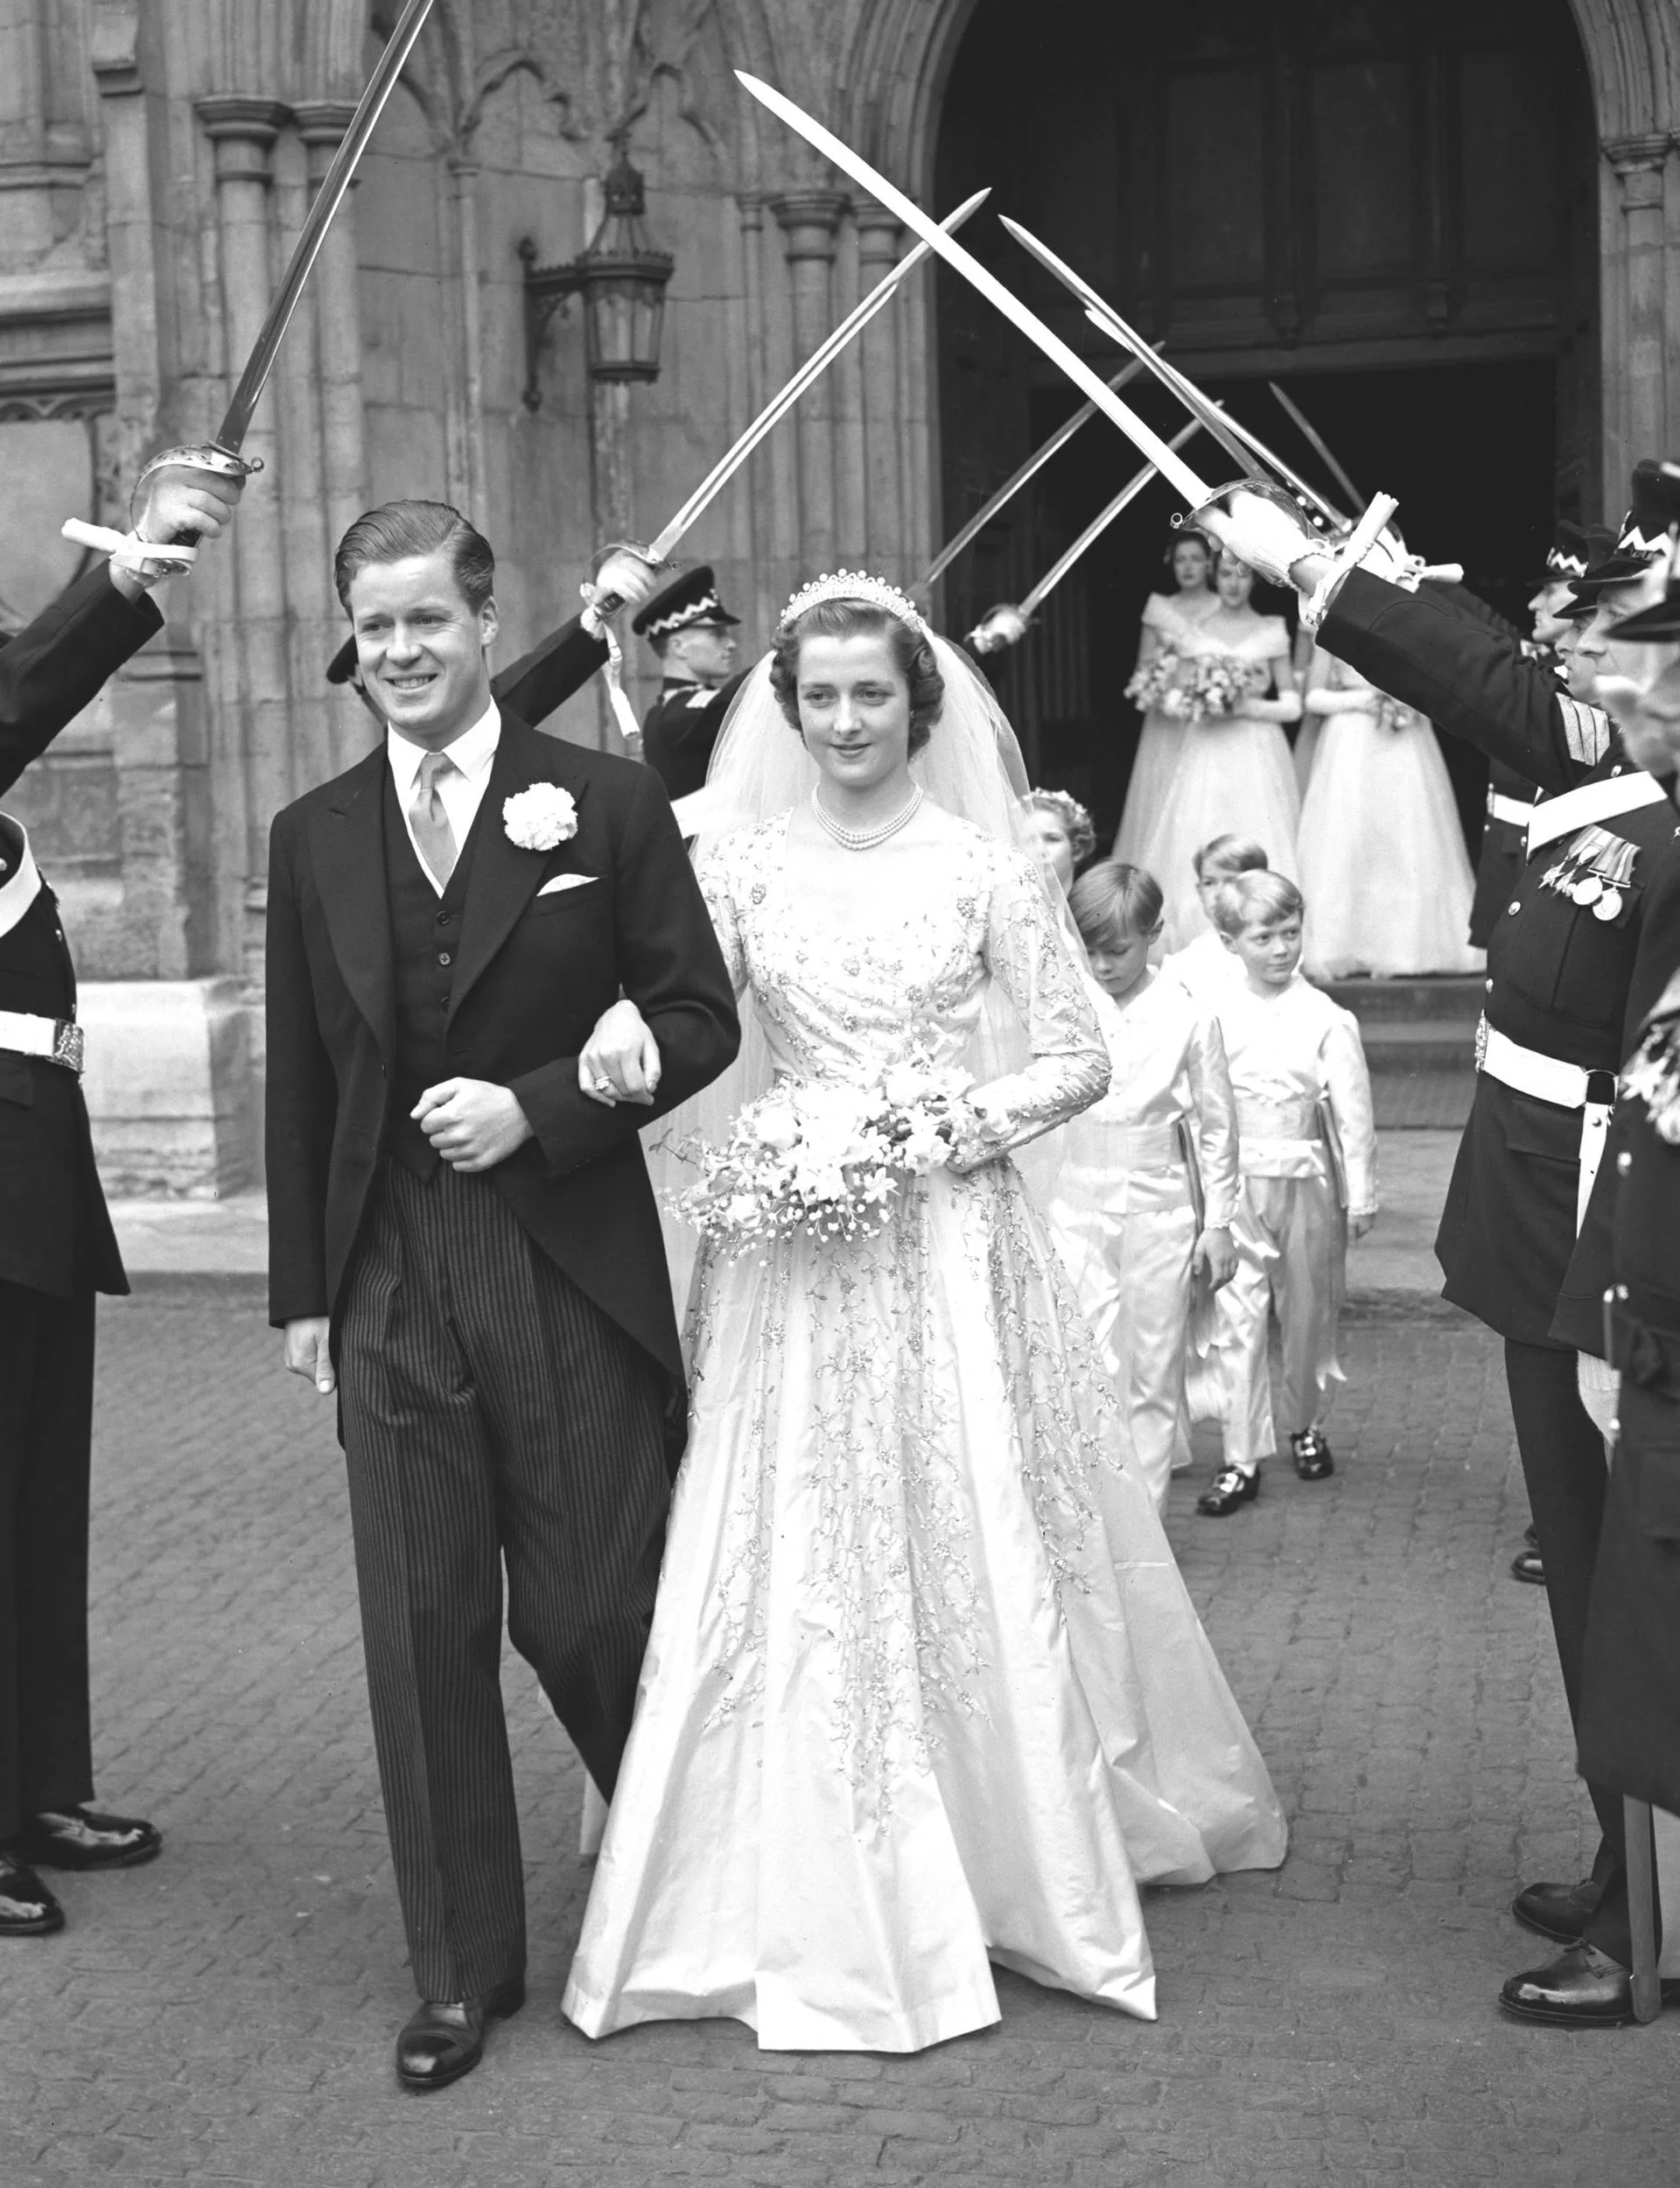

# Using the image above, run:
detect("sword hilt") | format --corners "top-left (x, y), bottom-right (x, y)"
top-left (131, 443), bottom-right (262, 550)
top-left (584, 541), bottom-right (665, 628)
top-left (967, 604), bottom-right (1030, 656)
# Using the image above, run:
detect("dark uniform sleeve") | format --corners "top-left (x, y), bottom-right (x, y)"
top-left (1320, 569), bottom-right (1608, 794)
top-left (0, 566), bottom-right (163, 798)
top-left (491, 614), bottom-right (608, 730)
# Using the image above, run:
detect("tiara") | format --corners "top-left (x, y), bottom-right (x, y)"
top-left (780, 570), bottom-right (928, 636)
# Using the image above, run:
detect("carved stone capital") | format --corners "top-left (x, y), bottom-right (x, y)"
top-left (195, 96), bottom-right (289, 189)
top-left (769, 189), bottom-right (850, 264)
top-left (1604, 132), bottom-right (1670, 209)
top-left (291, 98), bottom-right (357, 182)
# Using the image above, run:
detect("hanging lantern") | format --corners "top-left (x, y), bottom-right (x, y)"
top-left (520, 133), bottom-right (675, 409)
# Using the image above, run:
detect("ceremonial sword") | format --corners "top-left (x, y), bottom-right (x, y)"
top-left (996, 217), bottom-right (1351, 529)
top-left (736, 73), bottom-right (1220, 511)
top-left (1268, 382), bottom-right (1365, 515)
top-left (64, 0), bottom-right (438, 572)
top-left (967, 421), bottom-right (1204, 654)
top-left (925, 353), bottom-right (1152, 589)
top-left (583, 190), bottom-right (989, 619)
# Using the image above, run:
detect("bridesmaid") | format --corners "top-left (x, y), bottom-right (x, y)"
top-left (1136, 552), bottom-right (1302, 952)
top-left (1294, 646), bottom-right (1483, 979)
top-left (1113, 528), bottom-right (1221, 864)
top-left (1025, 786), bottom-right (1096, 896)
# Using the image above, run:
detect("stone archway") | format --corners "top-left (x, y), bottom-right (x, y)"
top-left (838, 0), bottom-right (1680, 527)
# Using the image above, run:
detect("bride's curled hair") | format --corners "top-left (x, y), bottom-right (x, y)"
top-left (769, 599), bottom-right (944, 755)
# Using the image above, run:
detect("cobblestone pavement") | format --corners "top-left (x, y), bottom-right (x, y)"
top-left (4, 1283), bottom-right (1676, 2188)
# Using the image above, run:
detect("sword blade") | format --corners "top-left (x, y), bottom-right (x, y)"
top-left (1268, 381), bottom-right (1364, 513)
top-left (645, 187), bottom-right (990, 562)
top-left (925, 354), bottom-right (1151, 587)
top-left (735, 74), bottom-right (1214, 508)
top-left (1018, 421), bottom-right (1203, 617)
top-left (998, 219), bottom-right (1347, 524)
top-left (215, 0), bottom-right (438, 450)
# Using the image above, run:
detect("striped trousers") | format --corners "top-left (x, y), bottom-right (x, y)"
top-left (338, 1161), bottom-right (669, 2003)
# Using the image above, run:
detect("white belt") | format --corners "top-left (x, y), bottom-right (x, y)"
top-left (1487, 791), bottom-right (1534, 828)
top-left (0, 1007), bottom-right (84, 1075)
top-left (1475, 1018), bottom-right (1613, 1231)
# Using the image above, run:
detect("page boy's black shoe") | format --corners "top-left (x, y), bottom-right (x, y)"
top-left (1290, 1429), bottom-right (1334, 1480)
top-left (1197, 1465), bottom-right (1259, 1517)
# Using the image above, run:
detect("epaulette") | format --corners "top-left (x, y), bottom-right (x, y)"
top-left (1558, 696), bottom-right (1612, 768)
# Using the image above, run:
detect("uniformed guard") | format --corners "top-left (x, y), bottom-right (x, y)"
top-left (1204, 456), bottom-right (1680, 2024)
top-left (1509, 558), bottom-right (1680, 2023)
top-left (0, 465), bottom-right (244, 1938)
top-left (630, 565), bottom-right (748, 802)
top-left (1467, 523), bottom-right (1603, 957)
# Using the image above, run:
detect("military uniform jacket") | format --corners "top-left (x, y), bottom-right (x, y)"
top-left (0, 567), bottom-right (163, 1298)
top-left (1321, 569), bottom-right (1678, 1345)
top-left (641, 670), bottom-right (748, 803)
top-left (1577, 936), bottom-right (1680, 1811)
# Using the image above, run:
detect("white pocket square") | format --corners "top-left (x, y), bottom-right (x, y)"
top-left (536, 873), bottom-right (596, 896)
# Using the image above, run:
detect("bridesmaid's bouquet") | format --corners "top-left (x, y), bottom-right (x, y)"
top-left (1374, 693), bottom-right (1420, 734)
top-left (677, 1055), bottom-right (976, 1255)
top-left (1124, 649), bottom-right (1181, 713)
top-left (1185, 654), bottom-right (1252, 722)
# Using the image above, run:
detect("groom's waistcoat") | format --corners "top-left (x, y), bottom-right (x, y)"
top-left (383, 768), bottom-right (480, 1177)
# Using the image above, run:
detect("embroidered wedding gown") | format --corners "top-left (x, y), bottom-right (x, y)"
top-left (564, 808), bottom-right (1286, 2054)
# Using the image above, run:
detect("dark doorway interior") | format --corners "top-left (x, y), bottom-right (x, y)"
top-left (934, 0), bottom-right (1597, 851)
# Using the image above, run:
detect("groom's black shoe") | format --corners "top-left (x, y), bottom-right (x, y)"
top-left (1198, 1465), bottom-right (1259, 1517)
top-left (1499, 1941), bottom-right (1680, 2027)
top-left (396, 1977), bottom-right (525, 2092)
top-left (1512, 1876), bottom-right (1601, 1945)
top-left (21, 1806), bottom-right (161, 1871)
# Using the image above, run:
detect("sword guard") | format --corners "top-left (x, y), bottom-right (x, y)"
top-left (968, 604), bottom-right (1030, 656)
top-left (130, 445), bottom-right (262, 545)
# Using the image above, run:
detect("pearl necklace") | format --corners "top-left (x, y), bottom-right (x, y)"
top-left (810, 782), bottom-right (923, 851)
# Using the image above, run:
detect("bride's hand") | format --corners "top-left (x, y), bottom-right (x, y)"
top-left (579, 999), bottom-right (662, 1106)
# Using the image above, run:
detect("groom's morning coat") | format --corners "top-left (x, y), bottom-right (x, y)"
top-left (264, 711), bottom-right (738, 1396)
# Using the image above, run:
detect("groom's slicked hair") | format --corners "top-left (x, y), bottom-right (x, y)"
top-left (334, 500), bottom-right (495, 614)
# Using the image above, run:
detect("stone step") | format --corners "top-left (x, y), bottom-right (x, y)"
top-left (1317, 975), bottom-right (1485, 1025)
top-left (1355, 1019), bottom-right (1477, 1076)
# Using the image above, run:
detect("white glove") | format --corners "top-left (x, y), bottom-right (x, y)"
top-left (1192, 484), bottom-right (1322, 589)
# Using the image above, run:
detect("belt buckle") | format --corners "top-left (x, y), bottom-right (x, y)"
top-left (1474, 1014), bottom-right (1488, 1073)
top-left (52, 1020), bottom-right (84, 1076)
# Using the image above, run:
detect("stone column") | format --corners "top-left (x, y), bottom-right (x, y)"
top-left (1602, 135), bottom-right (1670, 505)
top-left (295, 101), bottom-right (368, 778)
top-left (770, 189), bottom-right (848, 572)
top-left (195, 95), bottom-right (291, 976)
top-left (853, 203), bottom-right (905, 574)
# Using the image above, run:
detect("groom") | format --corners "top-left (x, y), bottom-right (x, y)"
top-left (265, 500), bottom-right (738, 2090)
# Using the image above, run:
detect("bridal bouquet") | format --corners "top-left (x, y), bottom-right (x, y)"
top-left (1124, 649), bottom-right (1181, 713)
top-left (677, 1056), bottom-right (976, 1256)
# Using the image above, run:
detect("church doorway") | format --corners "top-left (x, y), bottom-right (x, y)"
top-left (932, 0), bottom-right (1599, 848)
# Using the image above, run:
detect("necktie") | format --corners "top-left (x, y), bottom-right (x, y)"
top-left (410, 749), bottom-right (459, 888)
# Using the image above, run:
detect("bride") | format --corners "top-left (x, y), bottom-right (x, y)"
top-left (563, 576), bottom-right (1285, 2054)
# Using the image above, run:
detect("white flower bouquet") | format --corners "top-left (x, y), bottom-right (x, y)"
top-left (1186, 653), bottom-right (1252, 722)
top-left (677, 1055), bottom-right (981, 1256)
top-left (1124, 649), bottom-right (1182, 713)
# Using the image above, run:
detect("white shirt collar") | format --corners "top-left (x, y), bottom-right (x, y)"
top-left (386, 698), bottom-right (501, 794)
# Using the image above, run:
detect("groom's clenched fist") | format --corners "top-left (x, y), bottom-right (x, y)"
top-left (284, 1316), bottom-right (336, 1396)
top-left (412, 1077), bottom-right (535, 1170)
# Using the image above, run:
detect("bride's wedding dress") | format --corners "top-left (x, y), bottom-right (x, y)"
top-left (563, 808), bottom-right (1286, 2054)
